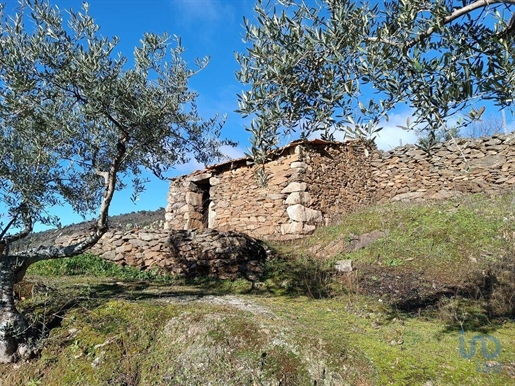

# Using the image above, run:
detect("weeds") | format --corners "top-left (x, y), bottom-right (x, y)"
top-left (262, 254), bottom-right (348, 298)
top-left (27, 253), bottom-right (176, 284)
top-left (4, 193), bottom-right (515, 385)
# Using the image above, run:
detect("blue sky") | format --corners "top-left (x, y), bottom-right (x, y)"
top-left (1, 0), bottom-right (512, 230)
top-left (2, 0), bottom-right (259, 229)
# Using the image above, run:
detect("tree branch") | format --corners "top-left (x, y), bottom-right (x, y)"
top-left (1, 204), bottom-right (33, 244)
top-left (406, 0), bottom-right (515, 48)
top-left (12, 138), bottom-right (127, 267)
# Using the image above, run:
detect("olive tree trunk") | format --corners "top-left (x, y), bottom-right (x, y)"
top-left (0, 256), bottom-right (29, 363)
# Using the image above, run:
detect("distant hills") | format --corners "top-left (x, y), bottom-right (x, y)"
top-left (14, 208), bottom-right (165, 249)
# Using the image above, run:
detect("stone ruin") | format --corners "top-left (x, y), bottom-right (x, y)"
top-left (37, 133), bottom-right (515, 280)
top-left (52, 228), bottom-right (267, 281)
top-left (165, 133), bottom-right (515, 240)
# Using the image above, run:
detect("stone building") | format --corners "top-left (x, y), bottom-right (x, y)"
top-left (165, 139), bottom-right (377, 240)
top-left (164, 134), bottom-right (515, 240)
top-left (46, 133), bottom-right (515, 277)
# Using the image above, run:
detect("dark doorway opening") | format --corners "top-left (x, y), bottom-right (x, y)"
top-left (194, 179), bottom-right (211, 228)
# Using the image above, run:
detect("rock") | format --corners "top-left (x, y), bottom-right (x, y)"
top-left (280, 221), bottom-right (305, 235)
top-left (347, 230), bottom-right (387, 252)
top-left (484, 138), bottom-right (502, 146)
top-left (290, 161), bottom-right (307, 169)
top-left (391, 191), bottom-right (425, 202)
top-left (209, 176), bottom-right (221, 186)
top-left (335, 260), bottom-right (353, 273)
top-left (281, 182), bottom-right (307, 193)
top-left (470, 154), bottom-right (506, 169)
top-left (285, 192), bottom-right (312, 205)
top-left (189, 172), bottom-right (212, 182)
top-left (185, 191), bottom-right (203, 206)
top-left (286, 204), bottom-right (323, 223)
top-left (129, 239), bottom-right (147, 247)
top-left (100, 251), bottom-right (116, 261)
top-left (429, 190), bottom-right (461, 200)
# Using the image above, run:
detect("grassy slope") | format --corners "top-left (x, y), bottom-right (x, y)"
top-left (1, 193), bottom-right (515, 385)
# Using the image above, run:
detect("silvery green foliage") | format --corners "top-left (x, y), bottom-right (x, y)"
top-left (0, 0), bottom-right (230, 361)
top-left (361, 0), bottom-right (515, 132)
top-left (236, 0), bottom-right (515, 159)
top-left (235, 0), bottom-right (389, 156)
top-left (0, 0), bottom-right (228, 240)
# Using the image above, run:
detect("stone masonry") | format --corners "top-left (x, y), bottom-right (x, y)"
top-left (165, 139), bottom-right (374, 239)
top-left (53, 228), bottom-right (266, 280)
top-left (165, 133), bottom-right (515, 239)
top-left (370, 134), bottom-right (515, 202)
top-left (40, 133), bottom-right (515, 278)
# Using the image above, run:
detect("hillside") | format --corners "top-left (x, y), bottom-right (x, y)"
top-left (15, 208), bottom-right (166, 249)
top-left (1, 193), bottom-right (514, 385)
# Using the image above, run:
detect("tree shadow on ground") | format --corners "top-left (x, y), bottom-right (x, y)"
top-left (16, 276), bottom-right (257, 343)
top-left (363, 265), bottom-right (515, 334)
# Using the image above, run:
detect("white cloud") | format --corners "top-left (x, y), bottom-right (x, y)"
top-left (302, 110), bottom-right (419, 151)
top-left (173, 158), bottom-right (205, 175)
top-left (373, 111), bottom-right (418, 150)
top-left (219, 144), bottom-right (246, 160)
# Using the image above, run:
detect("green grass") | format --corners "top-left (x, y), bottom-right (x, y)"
top-left (26, 253), bottom-right (176, 284)
top-left (309, 193), bottom-right (513, 264)
top-left (7, 289), bottom-right (515, 385)
top-left (3, 192), bottom-right (515, 385)
top-left (267, 193), bottom-right (515, 302)
top-left (263, 296), bottom-right (515, 385)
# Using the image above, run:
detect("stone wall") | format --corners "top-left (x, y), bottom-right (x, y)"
top-left (43, 133), bottom-right (515, 275)
top-left (371, 134), bottom-right (515, 202)
top-left (165, 140), bottom-right (374, 239)
top-left (54, 228), bottom-right (266, 280)
top-left (166, 229), bottom-right (266, 280)
top-left (303, 141), bottom-right (376, 225)
top-left (165, 134), bottom-right (515, 240)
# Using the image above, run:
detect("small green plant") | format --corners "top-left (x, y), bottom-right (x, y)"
top-left (385, 258), bottom-right (402, 267)
top-left (26, 253), bottom-right (176, 284)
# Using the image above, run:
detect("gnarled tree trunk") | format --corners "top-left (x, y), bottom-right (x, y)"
top-left (0, 256), bottom-right (29, 363)
top-left (0, 138), bottom-right (125, 363)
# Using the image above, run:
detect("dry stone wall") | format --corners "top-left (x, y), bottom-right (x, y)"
top-left (55, 229), bottom-right (172, 270)
top-left (41, 133), bottom-right (515, 275)
top-left (371, 134), bottom-right (515, 202)
top-left (302, 141), bottom-right (376, 225)
top-left (165, 143), bottom-right (329, 239)
top-left (165, 133), bottom-right (515, 240)
top-left (53, 228), bottom-right (266, 280)
top-left (166, 229), bottom-right (266, 280)
top-left (208, 152), bottom-right (294, 237)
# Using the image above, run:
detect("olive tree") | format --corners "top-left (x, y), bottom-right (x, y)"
top-left (236, 0), bottom-right (515, 158)
top-left (0, 0), bottom-right (228, 362)
top-left (236, 0), bottom-right (383, 154)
